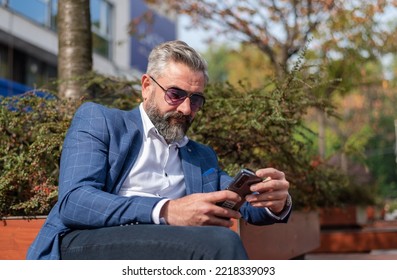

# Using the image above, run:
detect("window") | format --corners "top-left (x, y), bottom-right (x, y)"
top-left (91, 0), bottom-right (113, 58)
top-left (26, 57), bottom-right (57, 88)
top-left (4, 0), bottom-right (113, 59)
top-left (0, 44), bottom-right (9, 79)
top-left (7, 0), bottom-right (58, 30)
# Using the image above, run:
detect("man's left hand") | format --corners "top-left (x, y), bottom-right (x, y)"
top-left (245, 168), bottom-right (290, 214)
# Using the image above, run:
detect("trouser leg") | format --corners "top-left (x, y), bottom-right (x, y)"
top-left (60, 224), bottom-right (248, 260)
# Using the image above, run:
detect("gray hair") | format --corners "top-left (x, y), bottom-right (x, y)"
top-left (146, 40), bottom-right (209, 85)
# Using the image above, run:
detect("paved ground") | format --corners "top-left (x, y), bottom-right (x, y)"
top-left (304, 249), bottom-right (397, 260)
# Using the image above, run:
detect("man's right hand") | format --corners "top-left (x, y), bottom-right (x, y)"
top-left (160, 190), bottom-right (242, 227)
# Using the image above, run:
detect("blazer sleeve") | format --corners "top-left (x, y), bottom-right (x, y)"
top-left (57, 102), bottom-right (162, 229)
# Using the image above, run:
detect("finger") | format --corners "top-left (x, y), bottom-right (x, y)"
top-left (255, 168), bottom-right (286, 180)
top-left (205, 216), bottom-right (235, 228)
top-left (206, 190), bottom-right (241, 204)
top-left (245, 191), bottom-right (283, 203)
top-left (249, 199), bottom-right (285, 211)
top-left (250, 177), bottom-right (289, 193)
top-left (213, 205), bottom-right (242, 220)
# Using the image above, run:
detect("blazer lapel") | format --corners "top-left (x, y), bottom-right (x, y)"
top-left (113, 108), bottom-right (144, 193)
top-left (179, 143), bottom-right (203, 195)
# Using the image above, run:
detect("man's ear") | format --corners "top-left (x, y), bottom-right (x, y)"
top-left (141, 74), bottom-right (151, 100)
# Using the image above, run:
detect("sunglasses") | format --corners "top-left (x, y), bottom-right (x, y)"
top-left (149, 76), bottom-right (205, 112)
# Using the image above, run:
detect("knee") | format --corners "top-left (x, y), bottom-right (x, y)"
top-left (200, 226), bottom-right (247, 259)
top-left (206, 227), bottom-right (242, 247)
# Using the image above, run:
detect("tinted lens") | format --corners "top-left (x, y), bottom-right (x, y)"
top-left (189, 94), bottom-right (205, 110)
top-left (165, 88), bottom-right (187, 104)
top-left (165, 88), bottom-right (205, 111)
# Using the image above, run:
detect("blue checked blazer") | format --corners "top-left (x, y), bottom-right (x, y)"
top-left (26, 102), bottom-right (287, 259)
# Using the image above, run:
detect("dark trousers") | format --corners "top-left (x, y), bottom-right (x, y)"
top-left (60, 224), bottom-right (248, 260)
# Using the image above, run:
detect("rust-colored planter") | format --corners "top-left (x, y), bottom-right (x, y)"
top-left (313, 205), bottom-right (397, 254)
top-left (0, 216), bottom-right (46, 260)
top-left (319, 206), bottom-right (368, 227)
top-left (1, 213), bottom-right (320, 260)
top-left (232, 211), bottom-right (320, 259)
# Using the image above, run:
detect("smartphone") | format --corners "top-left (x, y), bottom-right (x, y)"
top-left (217, 168), bottom-right (262, 210)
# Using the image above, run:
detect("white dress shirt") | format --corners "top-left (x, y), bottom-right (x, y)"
top-left (118, 103), bottom-right (188, 224)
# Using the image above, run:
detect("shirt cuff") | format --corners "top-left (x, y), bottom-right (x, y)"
top-left (264, 194), bottom-right (292, 221)
top-left (152, 198), bottom-right (170, 224)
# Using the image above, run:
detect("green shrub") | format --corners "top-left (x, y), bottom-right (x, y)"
top-left (0, 73), bottom-right (140, 218)
top-left (0, 93), bottom-right (80, 217)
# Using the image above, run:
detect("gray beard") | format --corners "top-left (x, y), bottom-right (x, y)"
top-left (145, 101), bottom-right (193, 144)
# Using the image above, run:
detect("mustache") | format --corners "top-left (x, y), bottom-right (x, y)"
top-left (164, 112), bottom-right (193, 124)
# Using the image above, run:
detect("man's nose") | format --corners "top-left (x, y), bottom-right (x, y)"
top-left (177, 97), bottom-right (192, 115)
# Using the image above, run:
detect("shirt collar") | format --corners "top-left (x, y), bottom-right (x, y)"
top-left (139, 103), bottom-right (189, 148)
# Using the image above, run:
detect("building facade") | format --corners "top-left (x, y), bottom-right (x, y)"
top-left (0, 0), bottom-right (176, 96)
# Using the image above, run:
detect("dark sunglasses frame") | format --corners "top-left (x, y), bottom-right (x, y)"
top-left (149, 76), bottom-right (205, 112)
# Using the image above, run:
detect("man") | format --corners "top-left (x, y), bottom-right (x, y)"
top-left (27, 40), bottom-right (291, 260)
